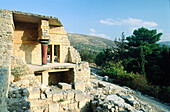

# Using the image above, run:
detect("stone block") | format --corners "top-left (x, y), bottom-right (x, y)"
top-left (75, 90), bottom-right (86, 102)
top-left (45, 91), bottom-right (53, 99)
top-left (58, 82), bottom-right (72, 90)
top-left (40, 94), bottom-right (46, 99)
top-left (29, 100), bottom-right (47, 107)
top-left (78, 98), bottom-right (88, 108)
top-left (68, 103), bottom-right (78, 110)
top-left (52, 91), bottom-right (63, 102)
top-left (14, 79), bottom-right (29, 87)
top-left (29, 88), bottom-right (40, 99)
top-left (74, 81), bottom-right (85, 92)
top-left (66, 90), bottom-right (74, 100)
top-left (49, 103), bottom-right (59, 112)
top-left (60, 100), bottom-right (70, 105)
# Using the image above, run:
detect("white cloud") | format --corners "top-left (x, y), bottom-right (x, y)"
top-left (157, 29), bottom-right (163, 33)
top-left (89, 28), bottom-right (111, 39)
top-left (100, 18), bottom-right (158, 27)
top-left (90, 28), bottom-right (96, 33)
top-left (89, 33), bottom-right (111, 39)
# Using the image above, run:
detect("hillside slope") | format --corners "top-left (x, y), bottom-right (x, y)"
top-left (68, 33), bottom-right (115, 52)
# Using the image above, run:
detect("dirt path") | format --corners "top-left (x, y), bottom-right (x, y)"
top-left (134, 92), bottom-right (170, 112)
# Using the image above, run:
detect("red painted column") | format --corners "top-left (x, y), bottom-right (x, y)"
top-left (42, 44), bottom-right (48, 65)
top-left (39, 39), bottom-right (50, 65)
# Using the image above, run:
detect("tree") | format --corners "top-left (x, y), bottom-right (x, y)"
top-left (126, 27), bottom-right (162, 79)
top-left (113, 32), bottom-right (127, 62)
top-left (94, 47), bottom-right (114, 66)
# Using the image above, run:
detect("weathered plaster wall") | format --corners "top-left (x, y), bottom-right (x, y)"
top-left (0, 9), bottom-right (13, 112)
top-left (13, 22), bottom-right (41, 65)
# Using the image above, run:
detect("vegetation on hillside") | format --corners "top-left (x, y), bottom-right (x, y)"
top-left (68, 33), bottom-right (115, 52)
top-left (94, 27), bottom-right (170, 102)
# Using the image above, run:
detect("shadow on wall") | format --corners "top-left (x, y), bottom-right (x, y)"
top-left (20, 30), bottom-right (38, 64)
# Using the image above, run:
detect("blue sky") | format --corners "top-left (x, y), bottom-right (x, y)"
top-left (0, 0), bottom-right (169, 42)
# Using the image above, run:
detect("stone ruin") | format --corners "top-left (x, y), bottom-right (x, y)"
top-left (0, 9), bottom-right (155, 112)
top-left (0, 8), bottom-right (90, 112)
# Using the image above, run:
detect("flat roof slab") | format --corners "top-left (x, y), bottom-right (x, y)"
top-left (28, 63), bottom-right (76, 72)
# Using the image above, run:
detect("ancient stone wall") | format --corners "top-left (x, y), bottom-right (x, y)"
top-left (0, 9), bottom-right (13, 112)
top-left (13, 22), bottom-right (42, 65)
top-left (74, 62), bottom-right (90, 86)
top-left (68, 46), bottom-right (81, 64)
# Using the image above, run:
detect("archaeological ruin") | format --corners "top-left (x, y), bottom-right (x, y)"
top-left (0, 9), bottom-right (157, 112)
top-left (0, 9), bottom-right (90, 112)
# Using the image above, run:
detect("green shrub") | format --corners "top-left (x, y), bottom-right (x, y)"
top-left (98, 61), bottom-right (170, 103)
top-left (59, 99), bottom-right (65, 102)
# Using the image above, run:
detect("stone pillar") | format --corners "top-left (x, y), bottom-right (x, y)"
top-left (42, 71), bottom-right (48, 86)
top-left (39, 39), bottom-right (50, 65)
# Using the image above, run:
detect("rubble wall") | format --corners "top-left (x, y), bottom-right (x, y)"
top-left (0, 9), bottom-right (13, 112)
top-left (68, 46), bottom-right (81, 64)
top-left (13, 22), bottom-right (41, 65)
top-left (74, 62), bottom-right (90, 86)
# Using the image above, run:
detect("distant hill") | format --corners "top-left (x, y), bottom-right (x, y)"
top-left (159, 41), bottom-right (170, 47)
top-left (68, 33), bottom-right (115, 52)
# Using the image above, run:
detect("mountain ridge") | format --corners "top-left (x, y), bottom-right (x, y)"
top-left (67, 33), bottom-right (115, 52)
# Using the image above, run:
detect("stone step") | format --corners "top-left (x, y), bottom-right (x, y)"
top-left (58, 82), bottom-right (72, 90)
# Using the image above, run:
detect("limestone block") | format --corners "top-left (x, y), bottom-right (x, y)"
top-left (49, 103), bottom-right (59, 112)
top-left (14, 79), bottom-right (30, 88)
top-left (60, 100), bottom-right (70, 105)
top-left (124, 103), bottom-right (133, 110)
top-left (75, 90), bottom-right (86, 102)
top-left (111, 108), bottom-right (115, 112)
top-left (29, 100), bottom-right (46, 107)
top-left (105, 94), bottom-right (124, 103)
top-left (45, 91), bottom-right (53, 99)
top-left (68, 103), bottom-right (78, 110)
top-left (40, 94), bottom-right (46, 99)
top-left (29, 88), bottom-right (40, 99)
top-left (74, 81), bottom-right (85, 92)
top-left (121, 94), bottom-right (135, 101)
top-left (58, 82), bottom-right (72, 90)
top-left (78, 98), bottom-right (89, 108)
top-left (66, 90), bottom-right (74, 100)
top-left (52, 91), bottom-right (63, 102)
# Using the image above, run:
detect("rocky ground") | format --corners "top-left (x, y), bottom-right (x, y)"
top-left (90, 68), bottom-right (170, 112)
top-left (6, 68), bottom-right (170, 112)
top-left (88, 79), bottom-right (154, 112)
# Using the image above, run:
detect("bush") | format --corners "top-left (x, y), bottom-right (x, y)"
top-left (98, 61), bottom-right (170, 103)
top-left (79, 49), bottom-right (97, 63)
top-left (11, 66), bottom-right (27, 82)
